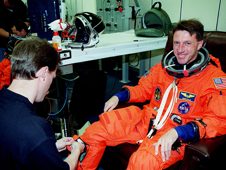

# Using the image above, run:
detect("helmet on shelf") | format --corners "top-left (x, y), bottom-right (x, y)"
top-left (69, 12), bottom-right (105, 49)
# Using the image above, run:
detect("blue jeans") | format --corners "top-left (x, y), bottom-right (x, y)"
top-left (0, 48), bottom-right (5, 62)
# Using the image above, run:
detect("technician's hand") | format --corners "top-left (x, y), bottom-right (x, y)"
top-left (104, 96), bottom-right (119, 112)
top-left (56, 137), bottom-right (74, 152)
top-left (64, 141), bottom-right (85, 169)
top-left (71, 141), bottom-right (85, 154)
top-left (153, 128), bottom-right (178, 162)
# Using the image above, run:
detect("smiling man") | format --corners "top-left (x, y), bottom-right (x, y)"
top-left (173, 20), bottom-right (203, 65)
top-left (71, 19), bottom-right (226, 170)
top-left (173, 31), bottom-right (202, 65)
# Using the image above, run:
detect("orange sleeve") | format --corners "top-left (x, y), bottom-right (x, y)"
top-left (123, 63), bottom-right (161, 103)
top-left (197, 91), bottom-right (226, 139)
top-left (0, 64), bottom-right (11, 90)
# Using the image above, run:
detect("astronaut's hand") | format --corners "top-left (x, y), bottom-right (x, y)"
top-left (104, 96), bottom-right (119, 112)
top-left (153, 128), bottom-right (178, 162)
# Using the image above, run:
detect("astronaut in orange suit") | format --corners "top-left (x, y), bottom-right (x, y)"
top-left (72, 19), bottom-right (226, 170)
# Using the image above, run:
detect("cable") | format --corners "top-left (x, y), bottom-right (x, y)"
top-left (45, 73), bottom-right (79, 118)
top-left (48, 83), bottom-right (68, 116)
top-left (134, 9), bottom-right (141, 29)
top-left (45, 96), bottom-right (52, 120)
top-left (129, 54), bottom-right (139, 67)
top-left (105, 63), bottom-right (120, 95)
top-left (56, 74), bottom-right (79, 81)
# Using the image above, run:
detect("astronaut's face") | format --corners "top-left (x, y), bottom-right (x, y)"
top-left (11, 26), bottom-right (27, 38)
top-left (173, 30), bottom-right (203, 65)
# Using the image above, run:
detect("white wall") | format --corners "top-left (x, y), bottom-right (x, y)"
top-left (152, 0), bottom-right (226, 31)
top-left (152, 0), bottom-right (181, 24)
top-left (65, 0), bottom-right (77, 14)
top-left (66, 0), bottom-right (96, 14)
top-left (181, 0), bottom-right (220, 31)
top-left (82, 0), bottom-right (96, 13)
top-left (217, 0), bottom-right (226, 31)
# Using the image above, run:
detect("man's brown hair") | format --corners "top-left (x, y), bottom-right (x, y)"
top-left (11, 37), bottom-right (61, 80)
top-left (173, 19), bottom-right (204, 41)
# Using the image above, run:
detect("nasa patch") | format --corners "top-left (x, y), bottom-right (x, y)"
top-left (155, 87), bottom-right (161, 101)
top-left (178, 102), bottom-right (191, 114)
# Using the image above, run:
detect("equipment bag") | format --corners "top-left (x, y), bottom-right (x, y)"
top-left (135, 2), bottom-right (172, 37)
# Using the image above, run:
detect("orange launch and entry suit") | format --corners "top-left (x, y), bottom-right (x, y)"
top-left (73, 55), bottom-right (226, 170)
top-left (0, 58), bottom-right (11, 89)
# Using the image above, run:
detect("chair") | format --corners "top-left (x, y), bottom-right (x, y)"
top-left (98, 31), bottom-right (226, 170)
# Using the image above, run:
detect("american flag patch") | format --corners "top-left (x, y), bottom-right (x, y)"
top-left (213, 77), bottom-right (226, 89)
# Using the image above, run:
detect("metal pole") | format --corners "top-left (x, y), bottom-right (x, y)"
top-left (180, 0), bottom-right (183, 21)
top-left (216, 0), bottom-right (222, 31)
top-left (120, 55), bottom-right (130, 83)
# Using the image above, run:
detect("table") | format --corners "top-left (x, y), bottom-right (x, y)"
top-left (60, 29), bottom-right (167, 83)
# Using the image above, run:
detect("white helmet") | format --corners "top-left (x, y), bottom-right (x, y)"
top-left (69, 12), bottom-right (105, 49)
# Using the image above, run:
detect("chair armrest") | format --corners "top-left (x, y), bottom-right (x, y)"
top-left (180, 135), bottom-right (226, 170)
